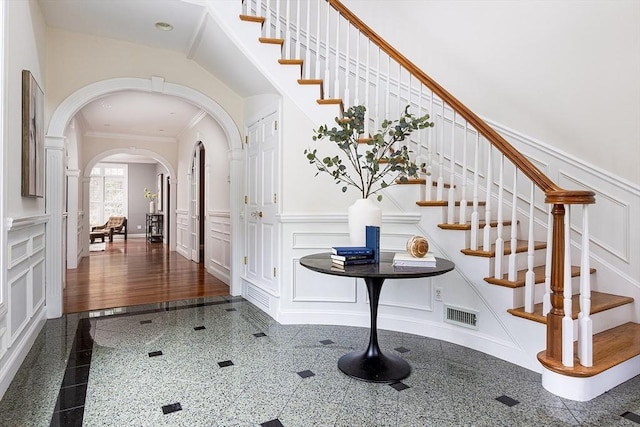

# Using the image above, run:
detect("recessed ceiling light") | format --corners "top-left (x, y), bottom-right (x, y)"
top-left (155, 22), bottom-right (173, 31)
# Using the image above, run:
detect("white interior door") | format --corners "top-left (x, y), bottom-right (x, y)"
top-left (246, 112), bottom-right (279, 291)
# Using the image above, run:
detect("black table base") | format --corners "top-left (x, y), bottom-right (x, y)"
top-left (338, 349), bottom-right (410, 383)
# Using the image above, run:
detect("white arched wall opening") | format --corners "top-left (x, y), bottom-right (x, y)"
top-left (45, 76), bottom-right (244, 319)
top-left (81, 148), bottom-right (177, 259)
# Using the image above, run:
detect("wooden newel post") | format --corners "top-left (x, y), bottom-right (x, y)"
top-left (547, 203), bottom-right (566, 361)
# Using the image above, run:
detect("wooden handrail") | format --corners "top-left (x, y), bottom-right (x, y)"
top-left (328, 0), bottom-right (594, 204)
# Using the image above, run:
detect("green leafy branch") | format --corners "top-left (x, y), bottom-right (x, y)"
top-left (304, 105), bottom-right (434, 201)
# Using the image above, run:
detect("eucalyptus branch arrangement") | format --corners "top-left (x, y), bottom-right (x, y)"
top-left (304, 105), bottom-right (434, 201)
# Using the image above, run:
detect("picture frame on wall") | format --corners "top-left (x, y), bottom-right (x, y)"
top-left (157, 173), bottom-right (163, 212)
top-left (22, 70), bottom-right (45, 198)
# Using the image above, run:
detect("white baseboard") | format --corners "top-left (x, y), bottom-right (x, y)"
top-left (0, 307), bottom-right (46, 400)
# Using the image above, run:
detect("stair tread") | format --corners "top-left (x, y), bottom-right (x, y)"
top-left (538, 322), bottom-right (640, 377)
top-left (297, 79), bottom-right (324, 99)
top-left (461, 240), bottom-right (546, 257)
top-left (259, 37), bottom-right (284, 45)
top-left (279, 59), bottom-right (303, 65)
top-left (417, 200), bottom-right (486, 207)
top-left (507, 291), bottom-right (634, 324)
top-left (439, 219), bottom-right (514, 231)
top-left (486, 265), bottom-right (596, 289)
top-left (239, 14), bottom-right (265, 24)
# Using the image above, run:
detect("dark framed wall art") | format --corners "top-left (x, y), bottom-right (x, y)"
top-left (22, 70), bottom-right (45, 198)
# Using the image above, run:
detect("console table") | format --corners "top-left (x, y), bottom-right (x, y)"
top-left (299, 251), bottom-right (454, 383)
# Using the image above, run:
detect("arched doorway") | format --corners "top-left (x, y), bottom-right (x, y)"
top-left (45, 77), bottom-right (244, 318)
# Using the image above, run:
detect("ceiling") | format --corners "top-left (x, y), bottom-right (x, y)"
top-left (38, 0), bottom-right (276, 162)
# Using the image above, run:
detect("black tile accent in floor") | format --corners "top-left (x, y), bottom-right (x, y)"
top-left (140, 319), bottom-right (152, 324)
top-left (161, 402), bottom-right (182, 415)
top-left (253, 332), bottom-right (267, 337)
top-left (50, 318), bottom-right (94, 427)
top-left (394, 346), bottom-right (410, 353)
top-left (496, 395), bottom-right (520, 407)
top-left (389, 381), bottom-right (410, 391)
top-left (218, 360), bottom-right (234, 368)
top-left (193, 325), bottom-right (206, 330)
top-left (297, 370), bottom-right (315, 378)
top-left (622, 411), bottom-right (640, 424)
top-left (148, 351), bottom-right (163, 357)
top-left (319, 339), bottom-right (334, 345)
top-left (226, 308), bottom-right (237, 312)
top-left (261, 419), bottom-right (284, 427)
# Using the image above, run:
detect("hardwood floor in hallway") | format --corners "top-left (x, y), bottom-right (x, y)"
top-left (64, 238), bottom-right (230, 313)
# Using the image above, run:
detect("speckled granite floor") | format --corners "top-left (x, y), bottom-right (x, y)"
top-left (0, 296), bottom-right (638, 426)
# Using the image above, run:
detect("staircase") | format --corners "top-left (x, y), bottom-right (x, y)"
top-left (211, 0), bottom-right (639, 400)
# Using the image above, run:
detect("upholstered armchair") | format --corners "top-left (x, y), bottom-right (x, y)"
top-left (91, 216), bottom-right (127, 242)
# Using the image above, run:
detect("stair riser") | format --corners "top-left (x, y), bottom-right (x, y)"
top-left (512, 275), bottom-right (582, 306)
top-left (480, 250), bottom-right (546, 279)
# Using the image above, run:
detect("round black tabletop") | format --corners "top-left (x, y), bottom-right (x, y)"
top-left (299, 251), bottom-right (455, 279)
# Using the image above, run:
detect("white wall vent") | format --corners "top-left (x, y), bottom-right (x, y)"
top-left (445, 305), bottom-right (479, 330)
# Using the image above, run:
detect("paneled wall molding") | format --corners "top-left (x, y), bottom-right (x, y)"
top-left (5, 215), bottom-right (49, 231)
top-left (207, 210), bottom-right (230, 218)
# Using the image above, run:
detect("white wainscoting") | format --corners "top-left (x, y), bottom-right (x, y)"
top-left (175, 209), bottom-right (190, 260)
top-left (206, 211), bottom-right (231, 284)
top-left (0, 216), bottom-right (48, 399)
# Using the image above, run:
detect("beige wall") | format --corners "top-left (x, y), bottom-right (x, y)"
top-left (343, 0), bottom-right (640, 185)
top-left (6, 0), bottom-right (47, 217)
top-left (45, 26), bottom-right (244, 160)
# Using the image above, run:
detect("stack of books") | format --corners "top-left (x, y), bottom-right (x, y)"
top-left (392, 251), bottom-right (437, 268)
top-left (331, 225), bottom-right (380, 268)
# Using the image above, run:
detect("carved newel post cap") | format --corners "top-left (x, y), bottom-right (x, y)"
top-left (406, 235), bottom-right (429, 257)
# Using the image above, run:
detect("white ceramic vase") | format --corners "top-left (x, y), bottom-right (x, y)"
top-left (348, 198), bottom-right (382, 246)
top-left (149, 201), bottom-right (156, 214)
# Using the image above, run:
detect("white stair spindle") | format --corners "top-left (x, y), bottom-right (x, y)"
top-left (482, 144), bottom-right (493, 251)
top-left (314, 0), bottom-right (320, 79)
top-left (447, 111), bottom-right (456, 224)
top-left (353, 31), bottom-right (360, 106)
top-left (264, 0), bottom-right (271, 38)
top-left (543, 204), bottom-right (553, 315)
top-left (324, 4), bottom-right (331, 98)
top-left (494, 154), bottom-right (505, 278)
top-left (275, 0), bottom-right (281, 39)
top-left (364, 42), bottom-right (370, 130)
top-left (295, 0), bottom-right (301, 60)
top-left (562, 204), bottom-right (574, 367)
top-left (470, 132), bottom-right (480, 250)
top-left (374, 47), bottom-right (380, 130)
top-left (578, 204), bottom-right (593, 367)
top-left (508, 168), bottom-right (518, 281)
top-left (425, 92), bottom-right (434, 201)
top-left (458, 122), bottom-right (468, 225)
top-left (333, 9), bottom-right (340, 100)
top-left (436, 102), bottom-right (445, 200)
top-left (303, 0), bottom-right (311, 79)
top-left (284, 0), bottom-right (291, 60)
top-left (524, 182), bottom-right (536, 313)
top-left (343, 22), bottom-right (350, 108)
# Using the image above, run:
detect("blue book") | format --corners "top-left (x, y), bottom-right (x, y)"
top-left (331, 246), bottom-right (374, 256)
top-left (365, 225), bottom-right (380, 263)
top-left (331, 257), bottom-right (377, 266)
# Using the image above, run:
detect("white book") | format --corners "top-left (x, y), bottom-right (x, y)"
top-left (392, 252), bottom-right (437, 267)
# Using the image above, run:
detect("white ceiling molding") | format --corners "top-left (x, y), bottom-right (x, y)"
top-left (84, 131), bottom-right (177, 144)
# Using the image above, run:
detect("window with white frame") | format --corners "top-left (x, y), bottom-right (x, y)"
top-left (90, 163), bottom-right (128, 225)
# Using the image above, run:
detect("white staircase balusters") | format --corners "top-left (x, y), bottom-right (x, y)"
top-left (275, 0), bottom-right (281, 39)
top-left (425, 93), bottom-right (434, 201)
top-left (333, 10), bottom-right (341, 100)
top-left (436, 102), bottom-right (445, 200)
top-left (579, 204), bottom-right (593, 367)
top-left (324, 4), bottom-right (331, 97)
top-left (482, 144), bottom-right (493, 251)
top-left (494, 153), bottom-right (505, 279)
top-left (562, 204), bottom-right (574, 367)
top-left (508, 168), bottom-right (518, 281)
top-left (373, 47), bottom-right (381, 130)
top-left (470, 133), bottom-right (480, 250)
top-left (314, 1), bottom-right (321, 79)
top-left (458, 122), bottom-right (469, 225)
top-left (353, 30), bottom-right (360, 106)
top-left (264, 0), bottom-right (272, 37)
top-left (446, 112), bottom-right (456, 224)
top-left (524, 182), bottom-right (536, 313)
top-left (343, 22), bottom-right (350, 108)
top-left (284, 0), bottom-right (291, 60)
top-left (301, 1), bottom-right (310, 79)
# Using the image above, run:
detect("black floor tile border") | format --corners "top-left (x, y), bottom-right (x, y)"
top-left (622, 411), bottom-right (640, 424)
top-left (48, 297), bottom-right (245, 426)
